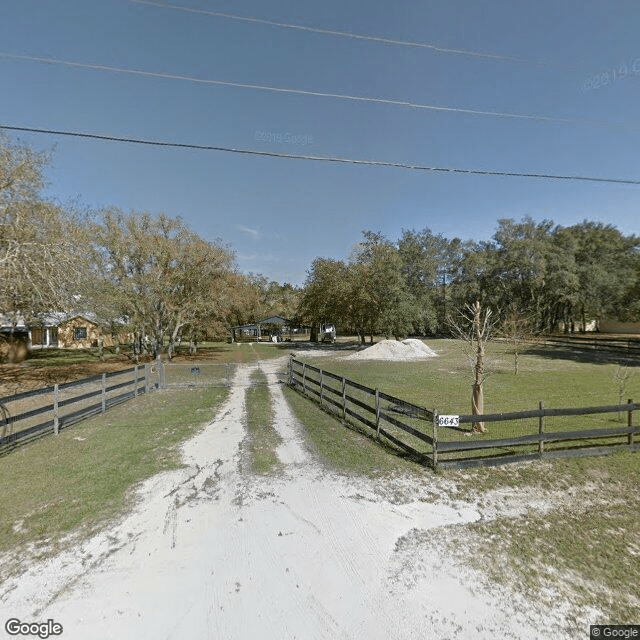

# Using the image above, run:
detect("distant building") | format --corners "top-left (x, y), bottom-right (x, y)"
top-left (29, 312), bottom-right (126, 349)
top-left (229, 316), bottom-right (308, 342)
top-left (599, 319), bottom-right (640, 334)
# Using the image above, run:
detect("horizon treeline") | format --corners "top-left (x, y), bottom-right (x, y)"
top-left (3, 134), bottom-right (639, 353)
top-left (299, 221), bottom-right (640, 341)
top-left (0, 134), bottom-right (298, 356)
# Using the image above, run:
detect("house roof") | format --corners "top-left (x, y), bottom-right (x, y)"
top-left (230, 315), bottom-right (292, 331)
top-left (58, 314), bottom-right (100, 327)
top-left (0, 313), bottom-right (28, 328)
top-left (32, 312), bottom-right (98, 327)
top-left (255, 315), bottom-right (291, 325)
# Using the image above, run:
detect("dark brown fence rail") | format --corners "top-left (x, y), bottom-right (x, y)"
top-left (542, 335), bottom-right (640, 357)
top-left (288, 357), bottom-right (639, 470)
top-left (437, 400), bottom-right (639, 468)
top-left (0, 364), bottom-right (162, 455)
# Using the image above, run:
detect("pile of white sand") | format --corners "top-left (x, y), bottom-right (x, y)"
top-left (345, 338), bottom-right (437, 361)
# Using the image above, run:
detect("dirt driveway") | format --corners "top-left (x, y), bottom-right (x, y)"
top-left (1, 360), bottom-right (572, 639)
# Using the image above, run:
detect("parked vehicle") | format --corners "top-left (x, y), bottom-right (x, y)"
top-left (319, 323), bottom-right (336, 344)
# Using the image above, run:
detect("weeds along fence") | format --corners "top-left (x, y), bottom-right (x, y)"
top-left (288, 357), bottom-right (639, 470)
top-left (0, 364), bottom-right (162, 455)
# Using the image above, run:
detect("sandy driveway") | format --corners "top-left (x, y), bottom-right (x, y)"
top-left (1, 359), bottom-right (572, 640)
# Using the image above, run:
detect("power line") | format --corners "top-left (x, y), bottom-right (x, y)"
top-left (2, 124), bottom-right (639, 185)
top-left (1, 52), bottom-right (633, 131)
top-left (130, 0), bottom-right (576, 71)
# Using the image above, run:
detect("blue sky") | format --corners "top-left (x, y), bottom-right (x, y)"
top-left (1, 0), bottom-right (639, 285)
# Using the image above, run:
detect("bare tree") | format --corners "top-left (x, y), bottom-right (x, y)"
top-left (613, 365), bottom-right (634, 421)
top-left (1, 134), bottom-right (90, 362)
top-left (447, 300), bottom-right (495, 433)
top-left (499, 306), bottom-right (543, 375)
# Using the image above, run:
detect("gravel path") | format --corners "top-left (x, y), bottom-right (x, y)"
top-left (1, 359), bottom-right (572, 640)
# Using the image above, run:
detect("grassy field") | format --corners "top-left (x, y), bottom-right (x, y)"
top-left (291, 339), bottom-right (640, 459)
top-left (0, 384), bottom-right (228, 580)
top-left (293, 338), bottom-right (640, 414)
top-left (0, 342), bottom-right (288, 393)
top-left (283, 338), bottom-right (640, 622)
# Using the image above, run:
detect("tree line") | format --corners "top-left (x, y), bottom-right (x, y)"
top-left (299, 221), bottom-right (640, 341)
top-left (0, 134), bottom-right (299, 359)
top-left (3, 133), bottom-right (639, 360)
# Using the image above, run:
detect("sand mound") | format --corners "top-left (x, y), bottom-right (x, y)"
top-left (345, 339), bottom-right (437, 361)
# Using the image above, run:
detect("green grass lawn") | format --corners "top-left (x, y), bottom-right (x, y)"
top-left (295, 338), bottom-right (640, 414)
top-left (0, 384), bottom-right (228, 580)
top-left (456, 451), bottom-right (640, 625)
top-left (167, 341), bottom-right (293, 364)
top-left (241, 368), bottom-right (282, 475)
top-left (292, 339), bottom-right (640, 461)
top-left (20, 341), bottom-right (287, 370)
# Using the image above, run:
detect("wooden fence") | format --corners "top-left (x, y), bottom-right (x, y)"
top-left (289, 357), bottom-right (435, 466)
top-left (0, 364), bottom-right (162, 455)
top-left (162, 363), bottom-right (233, 388)
top-left (543, 335), bottom-right (640, 357)
top-left (435, 400), bottom-right (638, 468)
top-left (288, 357), bottom-right (639, 470)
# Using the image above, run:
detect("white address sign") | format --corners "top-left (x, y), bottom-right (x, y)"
top-left (438, 415), bottom-right (460, 427)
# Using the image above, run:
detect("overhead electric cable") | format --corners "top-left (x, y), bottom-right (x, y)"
top-left (0, 53), bottom-right (632, 130)
top-left (129, 0), bottom-right (574, 71)
top-left (2, 124), bottom-right (638, 185)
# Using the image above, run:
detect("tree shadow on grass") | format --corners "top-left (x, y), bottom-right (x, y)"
top-left (274, 340), bottom-right (362, 353)
top-left (524, 344), bottom-right (640, 367)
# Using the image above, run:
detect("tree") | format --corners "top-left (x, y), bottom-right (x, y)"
top-left (498, 305), bottom-right (542, 374)
top-left (348, 231), bottom-right (421, 342)
top-left (489, 217), bottom-right (554, 329)
top-left (569, 221), bottom-right (640, 328)
top-left (246, 275), bottom-right (303, 322)
top-left (397, 228), bottom-right (455, 334)
top-left (93, 208), bottom-right (236, 359)
top-left (298, 257), bottom-right (350, 339)
top-left (0, 134), bottom-right (88, 328)
top-left (448, 301), bottom-right (495, 433)
top-left (538, 226), bottom-right (580, 333)
top-left (447, 239), bottom-right (497, 320)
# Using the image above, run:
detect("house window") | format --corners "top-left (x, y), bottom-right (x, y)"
top-left (74, 327), bottom-right (88, 340)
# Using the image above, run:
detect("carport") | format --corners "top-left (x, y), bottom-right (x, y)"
top-left (230, 315), bottom-right (293, 342)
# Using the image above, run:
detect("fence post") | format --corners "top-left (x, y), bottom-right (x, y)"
top-left (144, 364), bottom-right (150, 394)
top-left (628, 399), bottom-right (634, 449)
top-left (432, 410), bottom-right (438, 470)
top-left (342, 377), bottom-right (347, 421)
top-left (538, 400), bottom-right (545, 457)
top-left (159, 361), bottom-right (166, 389)
top-left (375, 389), bottom-right (381, 440)
top-left (288, 355), bottom-right (293, 386)
top-left (302, 363), bottom-right (307, 394)
top-left (320, 369), bottom-right (324, 406)
top-left (134, 365), bottom-right (139, 397)
top-left (53, 383), bottom-right (59, 435)
top-left (101, 373), bottom-right (107, 413)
